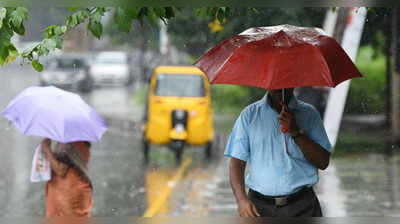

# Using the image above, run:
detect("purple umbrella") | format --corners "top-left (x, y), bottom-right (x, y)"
top-left (2, 86), bottom-right (108, 143)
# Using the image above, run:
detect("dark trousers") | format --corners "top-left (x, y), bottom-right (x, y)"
top-left (248, 188), bottom-right (323, 217)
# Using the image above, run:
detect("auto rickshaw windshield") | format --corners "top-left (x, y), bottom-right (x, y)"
top-left (155, 74), bottom-right (206, 97)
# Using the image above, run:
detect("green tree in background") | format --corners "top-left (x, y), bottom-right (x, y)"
top-left (167, 7), bottom-right (326, 58)
top-left (0, 7), bottom-right (230, 71)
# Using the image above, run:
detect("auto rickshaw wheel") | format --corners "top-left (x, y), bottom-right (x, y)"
top-left (205, 141), bottom-right (213, 159)
top-left (142, 139), bottom-right (150, 164)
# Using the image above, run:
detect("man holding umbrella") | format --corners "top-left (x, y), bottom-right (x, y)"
top-left (194, 25), bottom-right (363, 217)
top-left (225, 88), bottom-right (331, 217)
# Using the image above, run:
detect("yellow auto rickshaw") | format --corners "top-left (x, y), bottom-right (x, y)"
top-left (142, 66), bottom-right (214, 163)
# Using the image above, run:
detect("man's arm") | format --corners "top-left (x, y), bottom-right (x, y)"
top-left (229, 158), bottom-right (260, 217)
top-left (280, 105), bottom-right (330, 170)
top-left (291, 133), bottom-right (330, 170)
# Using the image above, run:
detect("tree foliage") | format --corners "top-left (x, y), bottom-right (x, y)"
top-left (0, 6), bottom-right (231, 72)
top-left (167, 7), bottom-right (326, 57)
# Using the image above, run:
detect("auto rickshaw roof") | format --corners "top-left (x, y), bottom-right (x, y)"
top-left (153, 66), bottom-right (205, 76)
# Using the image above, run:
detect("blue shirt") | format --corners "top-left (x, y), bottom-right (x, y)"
top-left (224, 93), bottom-right (332, 196)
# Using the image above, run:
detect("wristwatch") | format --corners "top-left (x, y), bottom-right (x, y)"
top-left (292, 128), bottom-right (305, 140)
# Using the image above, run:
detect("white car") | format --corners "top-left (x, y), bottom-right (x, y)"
top-left (39, 54), bottom-right (93, 92)
top-left (89, 51), bottom-right (132, 86)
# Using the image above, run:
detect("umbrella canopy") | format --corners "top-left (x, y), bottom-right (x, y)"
top-left (2, 86), bottom-right (108, 143)
top-left (194, 24), bottom-right (362, 90)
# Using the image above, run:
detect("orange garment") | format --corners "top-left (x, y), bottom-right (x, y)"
top-left (45, 142), bottom-right (93, 217)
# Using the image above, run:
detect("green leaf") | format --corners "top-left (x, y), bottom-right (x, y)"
top-left (115, 7), bottom-right (132, 32)
top-left (41, 38), bottom-right (57, 54)
top-left (65, 15), bottom-right (77, 27)
top-left (5, 44), bottom-right (18, 65)
top-left (11, 23), bottom-right (25, 35)
top-left (0, 8), bottom-right (6, 29)
top-left (9, 7), bottom-right (28, 28)
top-left (88, 21), bottom-right (102, 39)
top-left (91, 7), bottom-right (105, 23)
top-left (77, 10), bottom-right (90, 22)
top-left (0, 27), bottom-right (11, 42)
top-left (9, 7), bottom-right (28, 35)
top-left (54, 36), bottom-right (63, 49)
top-left (54, 25), bottom-right (67, 35)
top-left (5, 54), bottom-right (17, 65)
top-left (66, 10), bottom-right (89, 28)
top-left (69, 7), bottom-right (80, 11)
top-left (32, 60), bottom-right (43, 72)
top-left (0, 44), bottom-right (9, 66)
top-left (44, 25), bottom-right (56, 38)
top-left (332, 7), bottom-right (337, 13)
top-left (8, 43), bottom-right (18, 55)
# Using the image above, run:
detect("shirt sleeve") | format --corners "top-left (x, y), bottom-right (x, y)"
top-left (307, 109), bottom-right (332, 153)
top-left (224, 109), bottom-right (250, 161)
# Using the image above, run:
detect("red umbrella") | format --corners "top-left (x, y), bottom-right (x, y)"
top-left (194, 24), bottom-right (362, 133)
top-left (193, 24), bottom-right (362, 90)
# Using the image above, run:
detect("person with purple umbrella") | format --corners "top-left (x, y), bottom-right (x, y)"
top-left (41, 138), bottom-right (93, 217)
top-left (2, 86), bottom-right (108, 217)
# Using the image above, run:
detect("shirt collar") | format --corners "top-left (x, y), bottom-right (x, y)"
top-left (263, 92), bottom-right (298, 110)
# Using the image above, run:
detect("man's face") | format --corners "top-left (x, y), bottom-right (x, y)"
top-left (269, 88), bottom-right (294, 105)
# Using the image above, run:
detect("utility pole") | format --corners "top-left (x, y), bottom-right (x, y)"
top-left (323, 7), bottom-right (367, 147)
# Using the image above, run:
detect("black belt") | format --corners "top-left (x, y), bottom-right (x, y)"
top-left (249, 187), bottom-right (312, 207)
